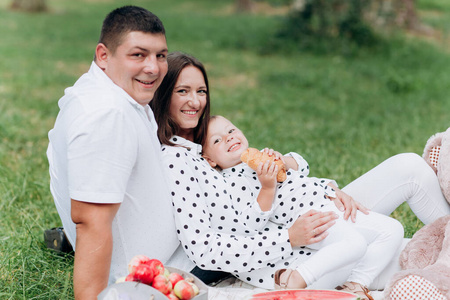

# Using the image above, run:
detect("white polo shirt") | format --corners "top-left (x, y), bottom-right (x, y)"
top-left (47, 62), bottom-right (192, 284)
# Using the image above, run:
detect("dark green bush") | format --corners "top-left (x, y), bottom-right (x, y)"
top-left (271, 0), bottom-right (380, 54)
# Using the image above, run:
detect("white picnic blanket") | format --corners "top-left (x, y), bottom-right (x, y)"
top-left (207, 277), bottom-right (385, 300)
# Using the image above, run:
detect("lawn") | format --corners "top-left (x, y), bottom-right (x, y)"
top-left (0, 0), bottom-right (449, 298)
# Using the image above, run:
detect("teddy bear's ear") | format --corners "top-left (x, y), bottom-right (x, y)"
top-left (423, 131), bottom-right (444, 173)
top-left (437, 127), bottom-right (450, 204)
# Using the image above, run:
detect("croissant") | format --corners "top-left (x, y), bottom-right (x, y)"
top-left (240, 148), bottom-right (287, 182)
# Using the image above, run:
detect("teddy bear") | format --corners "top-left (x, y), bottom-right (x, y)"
top-left (384, 128), bottom-right (450, 299)
top-left (384, 215), bottom-right (450, 299)
top-left (422, 127), bottom-right (450, 204)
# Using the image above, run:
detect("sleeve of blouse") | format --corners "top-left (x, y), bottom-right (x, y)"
top-left (285, 152), bottom-right (310, 175)
top-left (226, 175), bottom-right (272, 232)
top-left (162, 148), bottom-right (293, 274)
top-left (314, 177), bottom-right (338, 198)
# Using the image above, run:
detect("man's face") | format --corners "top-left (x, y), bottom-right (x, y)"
top-left (101, 31), bottom-right (168, 106)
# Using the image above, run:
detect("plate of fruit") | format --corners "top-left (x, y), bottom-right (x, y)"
top-left (98, 255), bottom-right (207, 300)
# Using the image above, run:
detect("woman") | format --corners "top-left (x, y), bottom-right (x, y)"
top-left (150, 52), bottom-right (450, 292)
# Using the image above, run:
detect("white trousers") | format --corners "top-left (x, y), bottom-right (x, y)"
top-left (309, 153), bottom-right (450, 290)
top-left (297, 203), bottom-right (404, 287)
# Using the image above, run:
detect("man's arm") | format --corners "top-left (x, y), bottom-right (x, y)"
top-left (71, 199), bottom-right (120, 300)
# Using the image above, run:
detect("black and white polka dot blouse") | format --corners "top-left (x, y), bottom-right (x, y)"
top-left (221, 152), bottom-right (337, 231)
top-left (161, 137), bottom-right (316, 289)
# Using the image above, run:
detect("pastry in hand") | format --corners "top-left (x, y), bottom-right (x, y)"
top-left (241, 148), bottom-right (287, 182)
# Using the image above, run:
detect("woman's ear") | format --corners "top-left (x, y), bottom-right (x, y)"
top-left (95, 43), bottom-right (109, 70)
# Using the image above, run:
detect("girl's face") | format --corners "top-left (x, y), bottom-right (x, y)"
top-left (202, 116), bottom-right (249, 169)
top-left (169, 66), bottom-right (207, 140)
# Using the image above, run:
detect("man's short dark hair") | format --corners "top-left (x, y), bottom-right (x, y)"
top-left (99, 5), bottom-right (165, 54)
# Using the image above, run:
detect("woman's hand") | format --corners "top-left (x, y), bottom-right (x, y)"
top-left (288, 210), bottom-right (337, 247)
top-left (328, 183), bottom-right (369, 222)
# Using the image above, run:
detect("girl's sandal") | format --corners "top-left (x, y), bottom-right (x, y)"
top-left (274, 268), bottom-right (305, 290)
top-left (336, 281), bottom-right (374, 300)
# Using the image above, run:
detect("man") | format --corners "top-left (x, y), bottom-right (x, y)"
top-left (47, 6), bottom-right (192, 299)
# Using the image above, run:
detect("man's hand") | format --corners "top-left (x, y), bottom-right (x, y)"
top-left (288, 210), bottom-right (338, 247)
top-left (327, 183), bottom-right (369, 222)
top-left (71, 199), bottom-right (120, 300)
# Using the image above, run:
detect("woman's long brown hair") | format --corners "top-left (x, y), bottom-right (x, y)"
top-left (150, 52), bottom-right (211, 146)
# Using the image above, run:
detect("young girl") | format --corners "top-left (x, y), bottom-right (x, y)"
top-left (202, 115), bottom-right (405, 299)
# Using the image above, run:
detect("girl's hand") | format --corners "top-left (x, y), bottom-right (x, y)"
top-left (262, 148), bottom-right (285, 164)
top-left (288, 210), bottom-right (338, 247)
top-left (328, 184), bottom-right (369, 222)
top-left (257, 160), bottom-right (278, 190)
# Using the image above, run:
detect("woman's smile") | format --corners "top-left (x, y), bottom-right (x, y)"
top-left (182, 110), bottom-right (199, 115)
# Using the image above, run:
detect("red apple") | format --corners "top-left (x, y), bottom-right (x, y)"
top-left (128, 254), bottom-right (151, 274)
top-left (174, 280), bottom-right (196, 300)
top-left (132, 264), bottom-right (155, 285)
top-left (168, 272), bottom-right (184, 287)
top-left (125, 274), bottom-right (134, 282)
top-left (184, 277), bottom-right (199, 296)
top-left (188, 282), bottom-right (199, 296)
top-left (163, 267), bottom-right (171, 278)
top-left (166, 292), bottom-right (178, 300)
top-left (148, 258), bottom-right (165, 276)
top-left (152, 274), bottom-right (173, 295)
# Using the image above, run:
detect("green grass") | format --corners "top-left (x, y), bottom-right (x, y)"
top-left (0, 0), bottom-right (449, 298)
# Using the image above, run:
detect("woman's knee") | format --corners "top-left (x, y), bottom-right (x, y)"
top-left (380, 217), bottom-right (405, 245)
top-left (389, 153), bottom-right (430, 175)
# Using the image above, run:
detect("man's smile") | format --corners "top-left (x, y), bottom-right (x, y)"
top-left (136, 78), bottom-right (156, 86)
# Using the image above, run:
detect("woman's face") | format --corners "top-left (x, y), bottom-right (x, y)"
top-left (169, 66), bottom-right (207, 140)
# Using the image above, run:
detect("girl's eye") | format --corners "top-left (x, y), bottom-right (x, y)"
top-left (228, 129), bottom-right (235, 134)
top-left (214, 138), bottom-right (220, 144)
top-left (198, 89), bottom-right (207, 94)
top-left (177, 89), bottom-right (187, 94)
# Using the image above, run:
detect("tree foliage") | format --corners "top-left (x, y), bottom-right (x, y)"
top-left (272, 0), bottom-right (421, 53)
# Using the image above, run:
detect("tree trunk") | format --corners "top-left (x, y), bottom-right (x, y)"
top-left (10, 0), bottom-right (47, 12)
top-left (235, 0), bottom-right (254, 13)
top-left (395, 0), bottom-right (419, 30)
